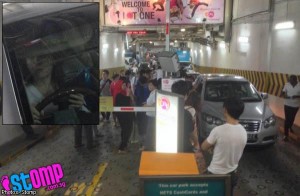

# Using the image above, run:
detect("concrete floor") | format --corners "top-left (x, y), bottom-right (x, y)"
top-left (0, 119), bottom-right (300, 196)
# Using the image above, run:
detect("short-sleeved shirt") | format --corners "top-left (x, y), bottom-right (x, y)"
top-left (207, 123), bottom-right (247, 174)
top-left (282, 83), bottom-right (300, 107)
top-left (100, 79), bottom-right (111, 96)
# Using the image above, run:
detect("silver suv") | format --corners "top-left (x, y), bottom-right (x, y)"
top-left (196, 74), bottom-right (278, 146)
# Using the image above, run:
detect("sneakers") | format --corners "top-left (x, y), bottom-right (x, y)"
top-left (96, 133), bottom-right (104, 137)
top-left (283, 136), bottom-right (289, 142)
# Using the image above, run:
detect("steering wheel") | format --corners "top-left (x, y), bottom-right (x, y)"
top-left (35, 87), bottom-right (98, 124)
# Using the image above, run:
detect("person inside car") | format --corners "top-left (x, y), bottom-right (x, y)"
top-left (22, 40), bottom-right (87, 124)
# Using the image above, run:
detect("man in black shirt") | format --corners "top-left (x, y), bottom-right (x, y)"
top-left (171, 80), bottom-right (199, 152)
top-left (115, 78), bottom-right (134, 153)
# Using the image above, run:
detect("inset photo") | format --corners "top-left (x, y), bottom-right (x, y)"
top-left (3, 3), bottom-right (99, 125)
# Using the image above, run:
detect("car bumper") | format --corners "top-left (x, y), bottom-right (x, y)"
top-left (200, 122), bottom-right (278, 146)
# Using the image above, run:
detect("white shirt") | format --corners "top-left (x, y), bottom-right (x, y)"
top-left (25, 85), bottom-right (57, 114)
top-left (156, 69), bottom-right (163, 80)
top-left (282, 83), bottom-right (300, 107)
top-left (146, 90), bottom-right (156, 117)
top-left (132, 66), bottom-right (138, 74)
top-left (207, 123), bottom-right (247, 174)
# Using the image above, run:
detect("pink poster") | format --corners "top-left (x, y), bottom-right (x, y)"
top-left (104, 0), bottom-right (224, 26)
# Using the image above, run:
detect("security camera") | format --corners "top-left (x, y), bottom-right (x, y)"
top-left (202, 18), bottom-right (207, 22)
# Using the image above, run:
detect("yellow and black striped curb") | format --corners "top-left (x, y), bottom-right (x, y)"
top-left (0, 126), bottom-right (61, 167)
top-left (0, 136), bottom-right (44, 167)
top-left (194, 66), bottom-right (300, 97)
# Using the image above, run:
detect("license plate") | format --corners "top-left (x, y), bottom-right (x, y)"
top-left (247, 134), bottom-right (256, 141)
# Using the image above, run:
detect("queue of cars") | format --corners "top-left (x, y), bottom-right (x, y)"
top-left (194, 73), bottom-right (278, 146)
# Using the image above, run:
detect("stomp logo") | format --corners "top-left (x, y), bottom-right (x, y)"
top-left (1, 163), bottom-right (65, 195)
top-left (158, 97), bottom-right (170, 111)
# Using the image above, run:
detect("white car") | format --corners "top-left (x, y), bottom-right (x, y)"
top-left (197, 74), bottom-right (278, 146)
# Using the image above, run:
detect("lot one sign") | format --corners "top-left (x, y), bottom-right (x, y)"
top-left (104, 0), bottom-right (224, 25)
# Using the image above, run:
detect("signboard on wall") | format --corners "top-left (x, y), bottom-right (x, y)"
top-left (104, 0), bottom-right (224, 25)
top-left (176, 50), bottom-right (190, 62)
top-left (161, 78), bottom-right (184, 92)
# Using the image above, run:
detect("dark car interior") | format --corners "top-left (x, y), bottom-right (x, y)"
top-left (3, 4), bottom-right (99, 124)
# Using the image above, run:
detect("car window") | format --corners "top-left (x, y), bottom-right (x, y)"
top-left (3, 3), bottom-right (99, 124)
top-left (204, 81), bottom-right (262, 102)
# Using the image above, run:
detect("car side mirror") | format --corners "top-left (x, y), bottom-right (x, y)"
top-left (261, 92), bottom-right (268, 99)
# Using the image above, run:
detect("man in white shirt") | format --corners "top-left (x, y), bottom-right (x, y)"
top-left (281, 75), bottom-right (300, 141)
top-left (201, 97), bottom-right (247, 194)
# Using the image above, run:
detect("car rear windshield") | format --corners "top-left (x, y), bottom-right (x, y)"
top-left (204, 81), bottom-right (262, 102)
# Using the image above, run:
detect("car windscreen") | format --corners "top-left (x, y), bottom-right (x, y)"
top-left (204, 81), bottom-right (262, 102)
top-left (3, 3), bottom-right (99, 124)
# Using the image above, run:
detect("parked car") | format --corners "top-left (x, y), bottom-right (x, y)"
top-left (197, 74), bottom-right (278, 146)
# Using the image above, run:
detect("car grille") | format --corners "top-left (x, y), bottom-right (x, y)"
top-left (240, 120), bottom-right (260, 132)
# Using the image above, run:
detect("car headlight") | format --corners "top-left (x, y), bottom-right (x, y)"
top-left (203, 113), bottom-right (224, 126)
top-left (263, 116), bottom-right (276, 128)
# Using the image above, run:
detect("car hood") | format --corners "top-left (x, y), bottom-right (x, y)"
top-left (201, 100), bottom-right (274, 121)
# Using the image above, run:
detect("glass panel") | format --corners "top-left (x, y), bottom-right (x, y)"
top-left (3, 3), bottom-right (99, 124)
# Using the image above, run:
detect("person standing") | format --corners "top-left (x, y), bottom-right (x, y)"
top-left (110, 74), bottom-right (122, 127)
top-left (100, 70), bottom-right (112, 122)
top-left (201, 97), bottom-right (247, 195)
top-left (142, 79), bottom-right (158, 151)
top-left (115, 77), bottom-right (134, 153)
top-left (281, 75), bottom-right (300, 141)
top-left (74, 125), bottom-right (96, 149)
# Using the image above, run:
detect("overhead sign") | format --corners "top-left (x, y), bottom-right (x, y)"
top-left (104, 0), bottom-right (224, 25)
top-left (127, 30), bottom-right (147, 35)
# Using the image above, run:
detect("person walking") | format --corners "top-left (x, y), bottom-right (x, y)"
top-left (281, 75), bottom-right (300, 141)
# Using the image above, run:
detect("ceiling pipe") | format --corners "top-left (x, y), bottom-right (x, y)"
top-left (224, 0), bottom-right (233, 43)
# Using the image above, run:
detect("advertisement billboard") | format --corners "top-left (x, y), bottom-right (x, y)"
top-left (104, 0), bottom-right (225, 25)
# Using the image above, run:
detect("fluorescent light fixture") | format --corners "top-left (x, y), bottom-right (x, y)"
top-left (238, 37), bottom-right (249, 43)
top-left (181, 28), bottom-right (185, 32)
top-left (170, 42), bottom-right (174, 46)
top-left (275, 21), bottom-right (295, 30)
top-left (219, 42), bottom-right (226, 49)
top-left (103, 44), bottom-right (109, 49)
top-left (149, 41), bottom-right (153, 43)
